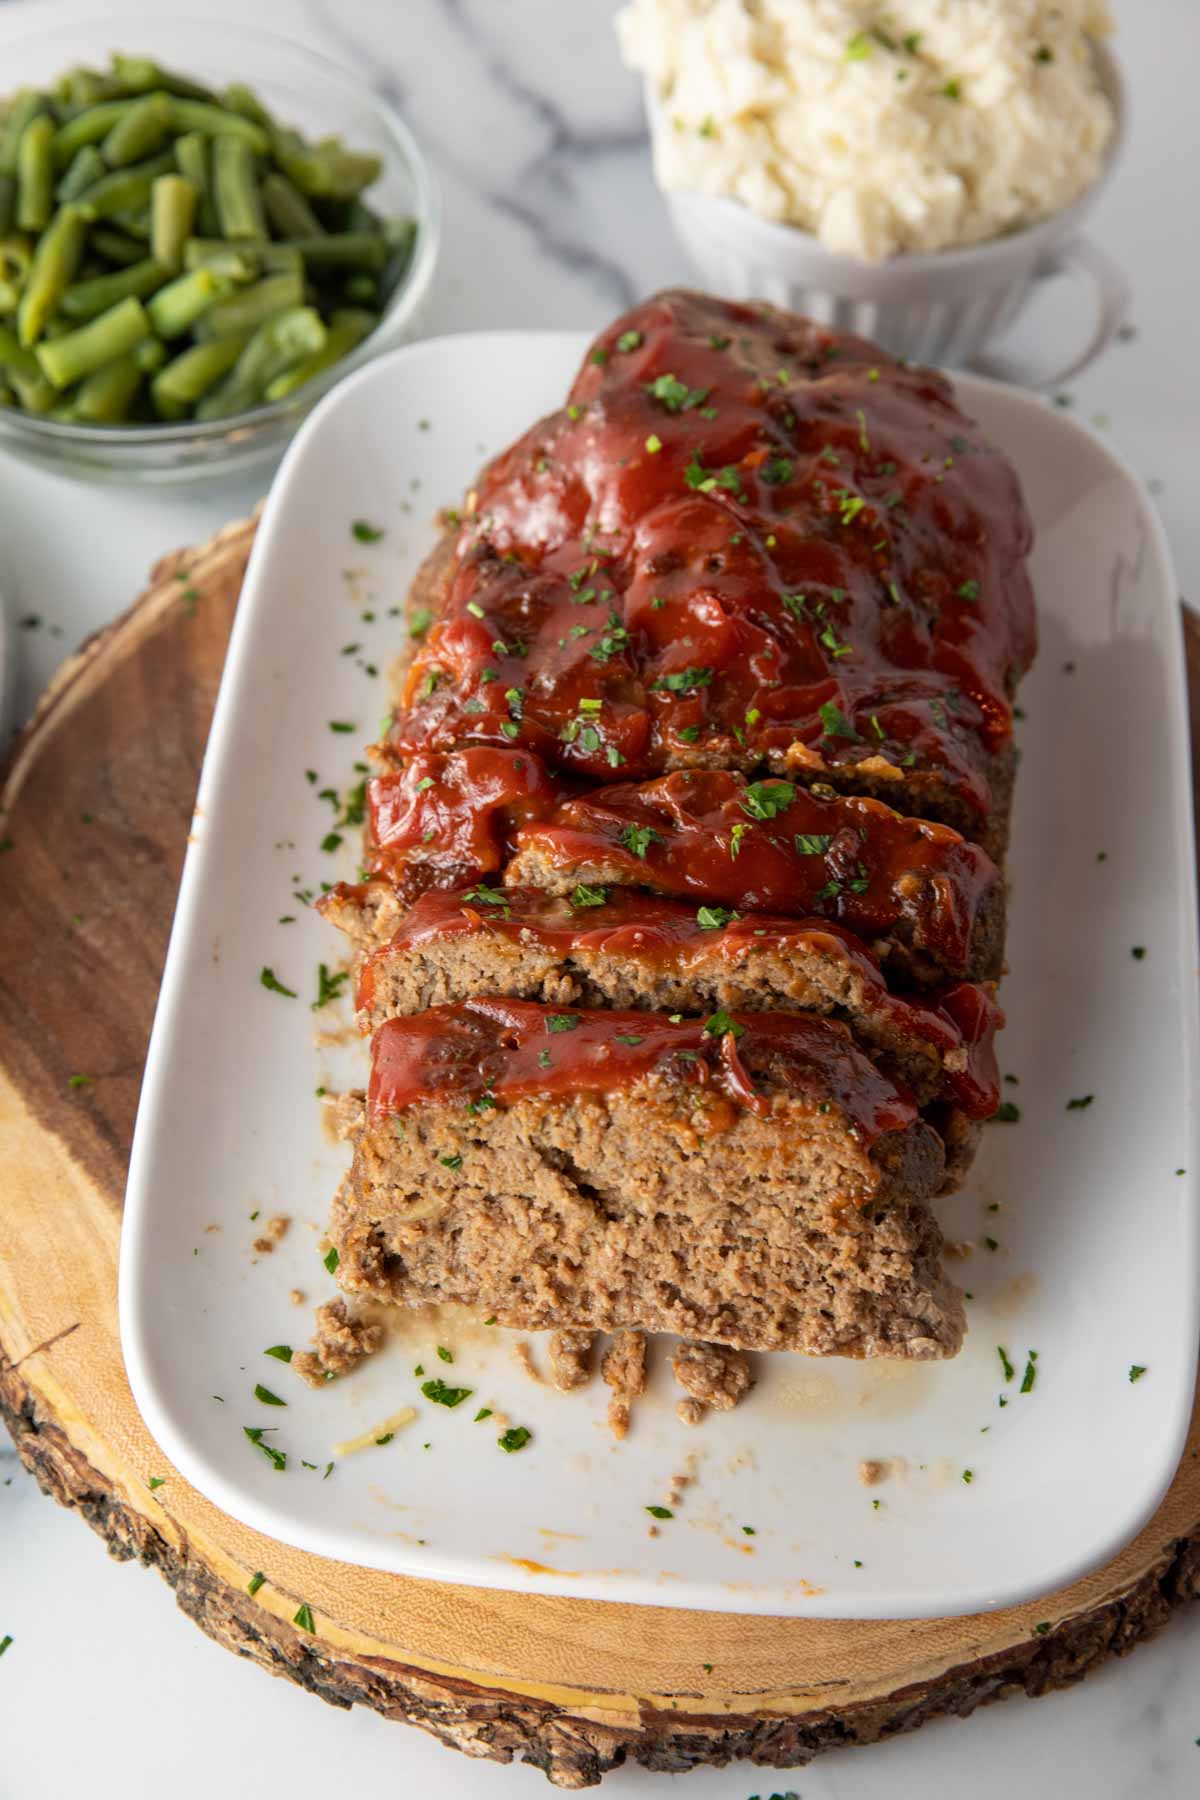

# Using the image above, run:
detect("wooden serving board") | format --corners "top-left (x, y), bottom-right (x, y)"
top-left (1, 519), bottom-right (1199, 1790)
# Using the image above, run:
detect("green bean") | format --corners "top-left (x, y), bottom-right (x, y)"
top-left (17, 203), bottom-right (86, 345)
top-left (75, 150), bottom-right (176, 221)
top-left (183, 237), bottom-right (301, 274)
top-left (0, 176), bottom-right (13, 237)
top-left (17, 114), bottom-right (55, 232)
top-left (282, 232), bottom-right (388, 272)
top-left (222, 84), bottom-right (270, 126)
top-left (51, 99), bottom-right (144, 169)
top-left (260, 170), bottom-right (324, 238)
top-left (212, 136), bottom-right (266, 240)
top-left (151, 174), bottom-right (196, 271)
top-left (90, 225), bottom-right (146, 265)
top-left (0, 92), bottom-right (46, 174)
top-left (35, 293), bottom-right (151, 387)
top-left (0, 276), bottom-right (18, 312)
top-left (110, 55), bottom-right (214, 103)
top-left (74, 352), bottom-right (144, 422)
top-left (0, 322), bottom-right (41, 376)
top-left (197, 269), bottom-right (303, 338)
top-left (271, 127), bottom-right (381, 200)
top-left (342, 272), bottom-right (377, 305)
top-left (196, 305), bottom-right (325, 419)
top-left (173, 132), bottom-right (217, 235)
top-left (178, 246), bottom-right (256, 283)
top-left (133, 335), bottom-right (167, 373)
top-left (152, 329), bottom-right (248, 415)
top-left (167, 99), bottom-right (269, 154)
top-left (109, 206), bottom-right (152, 239)
top-left (60, 257), bottom-right (168, 320)
top-left (263, 309), bottom-right (374, 401)
top-left (57, 143), bottom-right (107, 203)
top-left (0, 236), bottom-right (33, 289)
top-left (147, 264), bottom-right (230, 337)
top-left (56, 66), bottom-right (120, 111)
top-left (8, 364), bottom-right (57, 412)
top-left (102, 91), bottom-right (173, 167)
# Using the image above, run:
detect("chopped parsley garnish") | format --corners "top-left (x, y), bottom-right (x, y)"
top-left (728, 820), bottom-right (751, 858)
top-left (794, 833), bottom-right (832, 856)
top-left (462, 884), bottom-right (508, 907)
top-left (652, 664), bottom-right (713, 695)
top-left (697, 905), bottom-right (739, 929)
top-left (1066, 1094), bottom-right (1094, 1111)
top-left (645, 434), bottom-right (663, 454)
top-left (819, 700), bottom-right (860, 740)
top-left (684, 454), bottom-right (745, 500)
top-left (646, 1505), bottom-right (673, 1519)
top-left (961, 1468), bottom-right (974, 1484)
top-left (437, 1346), bottom-right (453, 1363)
top-left (313, 963), bottom-right (348, 1010)
top-left (243, 1426), bottom-right (286, 1472)
top-left (760, 456), bottom-right (793, 486)
top-left (498, 1426), bottom-right (532, 1452)
top-left (148, 1476), bottom-right (166, 1490)
top-left (957, 579), bottom-right (980, 601)
top-left (265, 1345), bottom-right (293, 1364)
top-left (1034, 44), bottom-right (1054, 63)
top-left (323, 1246), bottom-right (340, 1273)
top-left (474, 1407), bottom-right (493, 1422)
top-left (590, 347), bottom-right (609, 365)
top-left (620, 823), bottom-right (662, 859)
top-left (545, 1013), bottom-right (581, 1033)
top-left (819, 622), bottom-right (852, 659)
top-left (254, 1384), bottom-right (286, 1407)
top-left (538, 1049), bottom-right (552, 1068)
top-left (835, 489), bottom-right (866, 525)
top-left (740, 779), bottom-right (795, 821)
top-left (998, 1346), bottom-right (1015, 1383)
top-left (260, 967), bottom-right (297, 998)
top-left (1020, 1352), bottom-right (1038, 1394)
top-left (703, 1009), bottom-right (744, 1040)
top-left (351, 520), bottom-right (383, 543)
top-left (845, 30), bottom-right (872, 59)
top-left (422, 1378), bottom-right (472, 1408)
top-left (590, 614), bottom-right (631, 662)
top-left (782, 592), bottom-right (807, 620)
top-left (993, 1101), bottom-right (1021, 1123)
top-left (615, 1034), bottom-right (644, 1046)
top-left (646, 372), bottom-right (710, 413)
top-left (1129, 1364), bottom-right (1148, 1382)
top-left (439, 1153), bottom-right (463, 1170)
top-left (1131, 945), bottom-right (1146, 960)
top-left (941, 78), bottom-right (962, 99)
top-left (247, 1572), bottom-right (265, 1596)
top-left (616, 330), bottom-right (643, 352)
top-left (293, 1603), bottom-right (315, 1633)
top-left (570, 883), bottom-right (608, 909)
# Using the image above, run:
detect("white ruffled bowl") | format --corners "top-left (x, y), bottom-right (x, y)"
top-left (648, 45), bottom-right (1128, 386)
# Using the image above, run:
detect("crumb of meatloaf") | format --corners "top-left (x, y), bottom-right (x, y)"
top-left (253, 1213), bottom-right (290, 1254)
top-left (290, 1288), bottom-right (306, 1305)
top-left (672, 1340), bottom-right (753, 1412)
top-left (676, 1398), bottom-right (707, 1427)
top-left (548, 1329), bottom-right (595, 1392)
top-left (602, 1329), bottom-right (647, 1440)
top-left (512, 1340), bottom-right (544, 1385)
top-left (292, 1299), bottom-right (384, 1389)
top-left (858, 1458), bottom-right (887, 1486)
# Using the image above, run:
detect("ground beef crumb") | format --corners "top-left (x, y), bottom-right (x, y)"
top-left (290, 1289), bottom-right (305, 1306)
top-left (602, 1329), bottom-right (647, 1440)
top-left (676, 1397), bottom-right (706, 1427)
top-left (858, 1459), bottom-right (887, 1486)
top-left (548, 1329), bottom-right (595, 1392)
top-left (943, 1239), bottom-right (974, 1260)
top-left (292, 1299), bottom-right (384, 1389)
top-left (671, 1339), bottom-right (753, 1411)
top-left (253, 1214), bottom-right (291, 1254)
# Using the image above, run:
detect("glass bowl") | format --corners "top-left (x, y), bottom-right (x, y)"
top-left (0, 17), bottom-right (440, 481)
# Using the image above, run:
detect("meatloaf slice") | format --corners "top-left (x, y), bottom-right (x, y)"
top-left (503, 768), bottom-right (1004, 985)
top-left (319, 882), bottom-right (1001, 1118)
top-left (328, 998), bottom-right (965, 1359)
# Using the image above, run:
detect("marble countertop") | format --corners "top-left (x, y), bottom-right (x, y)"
top-left (1, 1), bottom-right (1198, 1794)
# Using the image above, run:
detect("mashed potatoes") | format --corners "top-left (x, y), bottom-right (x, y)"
top-left (618, 0), bottom-right (1116, 260)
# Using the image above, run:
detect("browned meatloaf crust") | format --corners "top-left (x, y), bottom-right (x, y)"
top-left (318, 881), bottom-right (1002, 1118)
top-left (330, 999), bottom-right (965, 1359)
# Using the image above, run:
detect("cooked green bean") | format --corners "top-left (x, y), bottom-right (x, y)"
top-left (17, 203), bottom-right (86, 345)
top-left (147, 264), bottom-right (231, 337)
top-left (212, 136), bottom-right (266, 240)
top-left (0, 276), bottom-right (18, 311)
top-left (109, 206), bottom-right (152, 239)
top-left (111, 55), bottom-right (214, 103)
top-left (196, 305), bottom-right (325, 418)
top-left (57, 143), bottom-right (107, 204)
top-left (60, 257), bottom-right (168, 321)
top-left (270, 127), bottom-right (381, 200)
top-left (0, 322), bottom-right (41, 376)
top-left (222, 84), bottom-right (270, 127)
top-left (260, 170), bottom-right (324, 239)
top-left (0, 176), bottom-right (13, 237)
top-left (264, 309), bottom-right (373, 401)
top-left (183, 237), bottom-right (301, 274)
top-left (152, 330), bottom-right (248, 415)
top-left (102, 91), bottom-right (173, 167)
top-left (133, 336), bottom-right (168, 373)
top-left (90, 225), bottom-right (147, 265)
top-left (51, 99), bottom-right (144, 169)
top-left (283, 232), bottom-right (389, 272)
top-left (17, 114), bottom-right (55, 232)
top-left (0, 236), bottom-right (32, 288)
top-left (178, 245), bottom-right (257, 283)
top-left (55, 66), bottom-right (120, 111)
top-left (151, 174), bottom-right (196, 271)
top-left (0, 92), bottom-right (46, 174)
top-left (35, 293), bottom-right (152, 387)
top-left (74, 150), bottom-right (176, 221)
top-left (74, 352), bottom-right (144, 422)
top-left (198, 269), bottom-right (304, 338)
top-left (342, 272), bottom-right (377, 305)
top-left (8, 364), bottom-right (57, 412)
top-left (173, 132), bottom-right (217, 235)
top-left (167, 99), bottom-right (269, 153)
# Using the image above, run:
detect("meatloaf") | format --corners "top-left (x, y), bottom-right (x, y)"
top-left (329, 999), bottom-right (965, 1359)
top-left (316, 289), bottom-right (1036, 1373)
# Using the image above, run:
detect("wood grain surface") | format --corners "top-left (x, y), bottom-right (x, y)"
top-left (1, 519), bottom-right (1198, 1789)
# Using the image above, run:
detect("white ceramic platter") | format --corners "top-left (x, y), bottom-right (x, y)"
top-left (120, 333), bottom-right (1198, 1619)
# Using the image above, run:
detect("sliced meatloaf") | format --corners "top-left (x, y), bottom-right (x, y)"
top-left (319, 882), bottom-right (1001, 1118)
top-left (381, 288), bottom-right (1035, 855)
top-left (329, 998), bottom-right (965, 1359)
